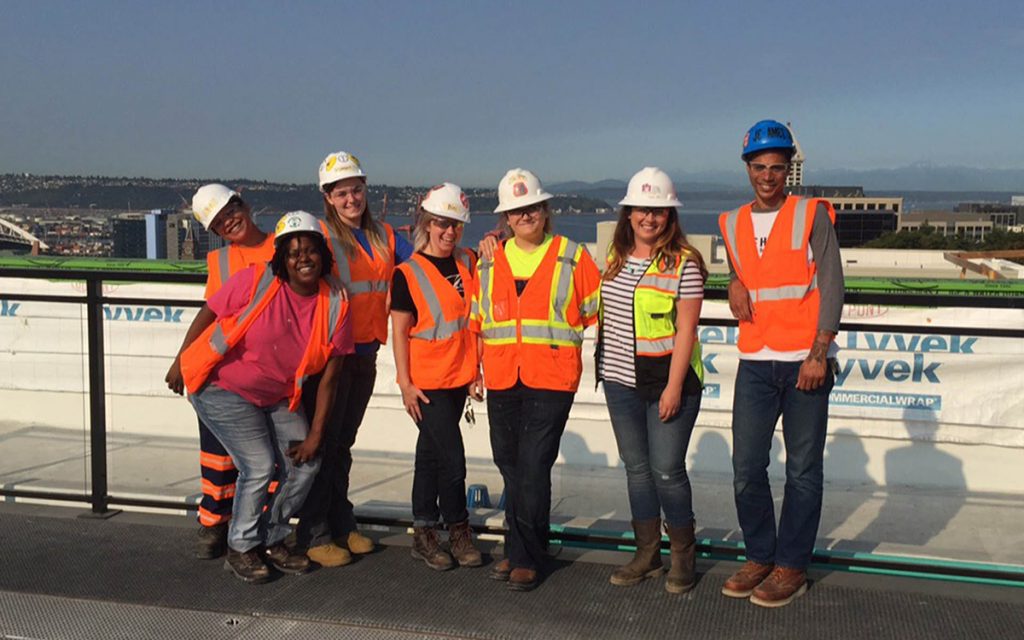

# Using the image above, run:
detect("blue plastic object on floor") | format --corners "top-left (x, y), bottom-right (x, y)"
top-left (466, 484), bottom-right (492, 508)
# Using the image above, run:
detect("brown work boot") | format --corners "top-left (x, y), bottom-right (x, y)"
top-left (507, 567), bottom-right (539, 592)
top-left (489, 558), bottom-right (512, 581)
top-left (223, 548), bottom-right (271, 584)
top-left (664, 521), bottom-right (696, 594)
top-left (610, 518), bottom-right (663, 587)
top-left (721, 560), bottom-right (774, 598)
top-left (750, 566), bottom-right (808, 608)
top-left (196, 523), bottom-right (228, 559)
top-left (263, 543), bottom-right (311, 575)
top-left (340, 530), bottom-right (375, 555)
top-left (448, 520), bottom-right (484, 568)
top-left (411, 526), bottom-right (454, 571)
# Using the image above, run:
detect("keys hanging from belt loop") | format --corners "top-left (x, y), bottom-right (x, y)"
top-left (463, 396), bottom-right (476, 428)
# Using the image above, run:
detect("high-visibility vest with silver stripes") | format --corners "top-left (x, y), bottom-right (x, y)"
top-left (204, 234), bottom-right (276, 298)
top-left (395, 249), bottom-right (477, 389)
top-left (718, 196), bottom-right (834, 353)
top-left (320, 219), bottom-right (395, 345)
top-left (182, 262), bottom-right (347, 411)
top-left (473, 235), bottom-right (600, 391)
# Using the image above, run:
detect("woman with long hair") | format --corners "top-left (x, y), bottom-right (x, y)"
top-left (597, 167), bottom-right (707, 594)
top-left (294, 151), bottom-right (414, 568)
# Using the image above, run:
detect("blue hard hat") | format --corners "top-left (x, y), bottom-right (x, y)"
top-left (742, 120), bottom-right (795, 159)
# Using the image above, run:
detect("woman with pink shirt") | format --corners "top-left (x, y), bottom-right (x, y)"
top-left (181, 211), bottom-right (354, 584)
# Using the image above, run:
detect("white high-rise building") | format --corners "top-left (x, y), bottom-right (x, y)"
top-left (786, 122), bottom-right (804, 187)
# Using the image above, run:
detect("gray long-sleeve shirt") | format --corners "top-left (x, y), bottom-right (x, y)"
top-left (727, 202), bottom-right (844, 333)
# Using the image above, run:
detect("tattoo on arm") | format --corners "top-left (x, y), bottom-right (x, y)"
top-left (809, 341), bottom-right (828, 363)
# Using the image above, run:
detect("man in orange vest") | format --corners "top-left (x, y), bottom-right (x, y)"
top-left (166, 184), bottom-right (274, 560)
top-left (717, 120), bottom-right (844, 607)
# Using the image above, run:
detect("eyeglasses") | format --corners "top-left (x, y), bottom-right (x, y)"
top-left (747, 162), bottom-right (790, 175)
top-left (506, 204), bottom-right (543, 218)
top-left (632, 207), bottom-right (670, 219)
top-left (430, 218), bottom-right (463, 231)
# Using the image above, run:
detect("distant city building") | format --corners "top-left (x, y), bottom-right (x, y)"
top-left (112, 215), bottom-right (147, 258)
top-left (785, 122), bottom-right (804, 187)
top-left (955, 201), bottom-right (1020, 228)
top-left (787, 185), bottom-right (901, 247)
top-left (145, 210), bottom-right (167, 259)
top-left (164, 213), bottom-right (203, 261)
top-left (1012, 195), bottom-right (1024, 207)
top-left (900, 211), bottom-right (993, 241)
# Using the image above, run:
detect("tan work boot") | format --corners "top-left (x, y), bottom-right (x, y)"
top-left (750, 566), bottom-right (808, 608)
top-left (306, 543), bottom-right (352, 568)
top-left (721, 560), bottom-right (774, 598)
top-left (411, 526), bottom-right (454, 571)
top-left (341, 530), bottom-right (375, 555)
top-left (448, 520), bottom-right (483, 567)
top-left (664, 522), bottom-right (696, 594)
top-left (609, 518), bottom-right (664, 587)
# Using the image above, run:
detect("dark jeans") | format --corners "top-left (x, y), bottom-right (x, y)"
top-left (487, 381), bottom-right (575, 571)
top-left (412, 387), bottom-right (470, 527)
top-left (295, 353), bottom-right (377, 548)
top-left (604, 381), bottom-right (701, 528)
top-left (731, 359), bottom-right (834, 570)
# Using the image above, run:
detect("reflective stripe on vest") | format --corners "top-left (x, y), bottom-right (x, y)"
top-left (721, 197), bottom-right (816, 304)
top-left (217, 248), bottom-right (231, 288)
top-left (209, 265), bottom-right (277, 355)
top-left (404, 257), bottom-right (468, 341)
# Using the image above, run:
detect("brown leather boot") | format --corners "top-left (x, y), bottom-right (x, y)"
top-left (749, 566), bottom-right (808, 608)
top-left (721, 560), bottom-right (774, 598)
top-left (447, 520), bottom-right (483, 568)
top-left (609, 518), bottom-right (664, 587)
top-left (411, 526), bottom-right (454, 571)
top-left (664, 522), bottom-right (696, 594)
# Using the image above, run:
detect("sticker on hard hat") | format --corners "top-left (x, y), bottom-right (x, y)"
top-left (287, 217), bottom-right (302, 228)
top-left (743, 132), bottom-right (750, 147)
top-left (512, 182), bottom-right (527, 197)
top-left (459, 193), bottom-right (469, 210)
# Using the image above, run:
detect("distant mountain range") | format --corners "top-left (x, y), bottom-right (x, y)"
top-left (553, 165), bottom-right (1024, 195)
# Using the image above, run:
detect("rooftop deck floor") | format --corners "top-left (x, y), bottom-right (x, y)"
top-left (1, 503), bottom-right (1022, 640)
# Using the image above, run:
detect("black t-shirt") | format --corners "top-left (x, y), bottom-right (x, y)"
top-left (391, 252), bottom-right (466, 325)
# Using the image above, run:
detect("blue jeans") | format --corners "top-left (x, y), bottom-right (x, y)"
top-left (487, 382), bottom-right (575, 571)
top-left (190, 384), bottom-right (321, 553)
top-left (604, 381), bottom-right (701, 528)
top-left (731, 359), bottom-right (834, 570)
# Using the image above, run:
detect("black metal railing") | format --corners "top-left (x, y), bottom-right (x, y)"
top-left (1, 266), bottom-right (1022, 583)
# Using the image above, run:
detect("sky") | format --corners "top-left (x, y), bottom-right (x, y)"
top-left (2, 1), bottom-right (1022, 188)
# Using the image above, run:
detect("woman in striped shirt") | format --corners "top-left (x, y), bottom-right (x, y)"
top-left (596, 168), bottom-right (707, 594)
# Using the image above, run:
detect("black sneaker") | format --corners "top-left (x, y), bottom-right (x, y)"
top-left (224, 548), bottom-right (271, 584)
top-left (196, 523), bottom-right (228, 560)
top-left (263, 544), bottom-right (311, 575)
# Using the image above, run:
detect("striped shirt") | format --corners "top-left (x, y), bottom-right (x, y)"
top-left (598, 256), bottom-right (704, 388)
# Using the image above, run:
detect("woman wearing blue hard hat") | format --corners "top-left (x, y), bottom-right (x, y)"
top-left (718, 119), bottom-right (843, 608)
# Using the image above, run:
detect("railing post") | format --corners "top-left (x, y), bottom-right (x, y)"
top-left (80, 276), bottom-right (119, 519)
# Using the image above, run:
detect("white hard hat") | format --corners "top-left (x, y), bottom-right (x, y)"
top-left (618, 167), bottom-right (682, 208)
top-left (494, 168), bottom-right (553, 214)
top-left (274, 211), bottom-right (323, 243)
top-left (421, 182), bottom-right (470, 223)
top-left (318, 151), bottom-right (366, 191)
top-left (191, 183), bottom-right (240, 230)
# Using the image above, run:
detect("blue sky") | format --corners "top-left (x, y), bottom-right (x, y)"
top-left (2, 1), bottom-right (1022, 187)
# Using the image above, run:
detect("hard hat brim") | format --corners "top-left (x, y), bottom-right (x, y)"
top-left (618, 196), bottom-right (683, 208)
top-left (493, 191), bottom-right (553, 214)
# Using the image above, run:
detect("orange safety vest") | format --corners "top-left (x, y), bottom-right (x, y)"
top-left (320, 220), bottom-right (395, 344)
top-left (395, 249), bottom-right (478, 390)
top-left (204, 234), bottom-right (276, 298)
top-left (473, 235), bottom-right (600, 392)
top-left (718, 196), bottom-right (835, 353)
top-left (181, 263), bottom-right (348, 411)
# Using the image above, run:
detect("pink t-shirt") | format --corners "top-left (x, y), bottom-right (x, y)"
top-left (206, 266), bottom-right (354, 407)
